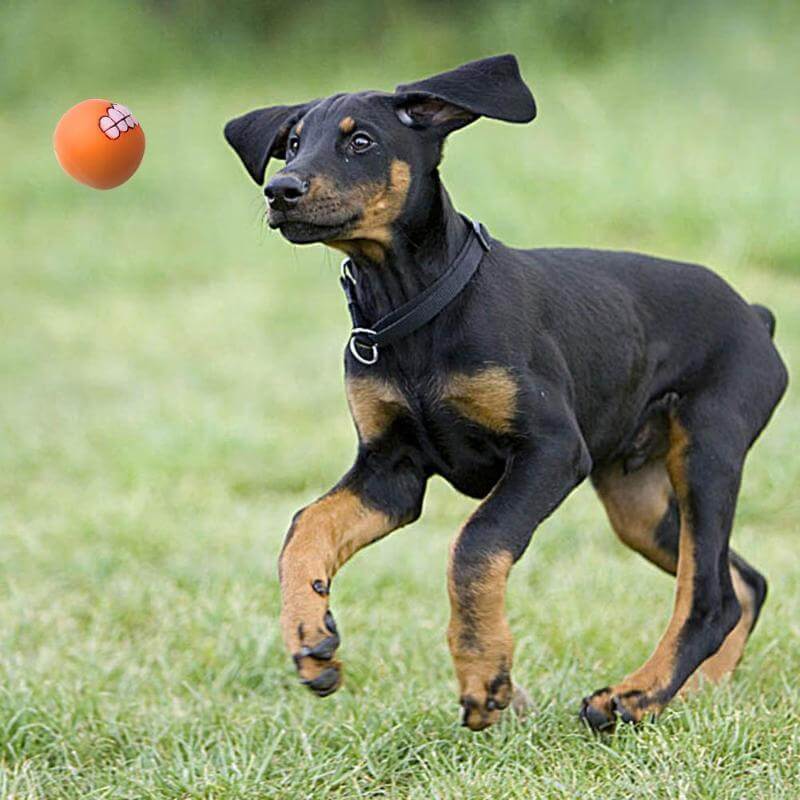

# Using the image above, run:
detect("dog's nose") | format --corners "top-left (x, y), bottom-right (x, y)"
top-left (264, 174), bottom-right (310, 211)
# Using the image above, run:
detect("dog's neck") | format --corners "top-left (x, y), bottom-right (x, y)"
top-left (338, 176), bottom-right (470, 324)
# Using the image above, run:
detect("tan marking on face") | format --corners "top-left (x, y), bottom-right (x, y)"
top-left (327, 238), bottom-right (386, 264)
top-left (443, 367), bottom-right (517, 434)
top-left (327, 159), bottom-right (411, 260)
top-left (349, 159), bottom-right (411, 241)
top-left (447, 549), bottom-right (514, 730)
top-left (295, 119), bottom-right (304, 134)
top-left (339, 116), bottom-right (355, 134)
top-left (345, 376), bottom-right (408, 442)
top-left (303, 172), bottom-right (335, 201)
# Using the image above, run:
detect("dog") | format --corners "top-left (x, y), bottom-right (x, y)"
top-left (224, 54), bottom-right (788, 732)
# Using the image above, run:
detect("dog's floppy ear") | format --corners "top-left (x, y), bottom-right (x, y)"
top-left (224, 100), bottom-right (317, 184)
top-left (394, 54), bottom-right (535, 135)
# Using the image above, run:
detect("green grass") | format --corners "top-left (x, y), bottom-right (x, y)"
top-left (1, 2), bottom-right (799, 797)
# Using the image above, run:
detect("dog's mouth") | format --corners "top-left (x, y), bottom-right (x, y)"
top-left (268, 210), bottom-right (359, 244)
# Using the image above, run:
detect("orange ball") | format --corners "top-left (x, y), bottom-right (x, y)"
top-left (53, 99), bottom-right (145, 190)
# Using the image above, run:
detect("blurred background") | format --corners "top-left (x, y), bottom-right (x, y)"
top-left (1, 2), bottom-right (798, 797)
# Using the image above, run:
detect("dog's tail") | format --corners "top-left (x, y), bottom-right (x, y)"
top-left (751, 303), bottom-right (776, 339)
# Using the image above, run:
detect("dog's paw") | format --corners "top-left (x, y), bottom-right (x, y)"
top-left (291, 609), bottom-right (342, 697)
top-left (579, 686), bottom-right (657, 733)
top-left (459, 668), bottom-right (514, 731)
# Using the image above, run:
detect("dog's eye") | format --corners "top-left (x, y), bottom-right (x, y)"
top-left (349, 132), bottom-right (374, 153)
top-left (287, 136), bottom-right (300, 157)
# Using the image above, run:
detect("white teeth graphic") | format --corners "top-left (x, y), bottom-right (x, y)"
top-left (98, 102), bottom-right (139, 140)
top-left (99, 116), bottom-right (120, 138)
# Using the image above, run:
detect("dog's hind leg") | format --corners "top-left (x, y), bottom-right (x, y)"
top-left (590, 457), bottom-right (767, 696)
top-left (691, 551), bottom-right (767, 685)
top-left (581, 345), bottom-right (786, 732)
top-left (581, 412), bottom-right (744, 730)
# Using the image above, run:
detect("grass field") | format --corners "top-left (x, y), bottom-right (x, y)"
top-left (1, 2), bottom-right (799, 797)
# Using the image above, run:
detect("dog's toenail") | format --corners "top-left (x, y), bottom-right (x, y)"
top-left (323, 609), bottom-right (338, 635)
top-left (311, 579), bottom-right (329, 596)
top-left (612, 696), bottom-right (636, 724)
top-left (308, 634), bottom-right (339, 661)
top-left (302, 666), bottom-right (340, 696)
top-left (580, 701), bottom-right (615, 733)
top-left (460, 696), bottom-right (478, 726)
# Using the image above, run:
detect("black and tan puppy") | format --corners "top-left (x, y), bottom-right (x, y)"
top-left (224, 55), bottom-right (788, 732)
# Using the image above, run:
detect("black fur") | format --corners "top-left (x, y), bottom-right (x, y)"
top-left (395, 53), bottom-right (536, 128)
top-left (225, 54), bottom-right (789, 731)
top-left (224, 100), bottom-right (318, 183)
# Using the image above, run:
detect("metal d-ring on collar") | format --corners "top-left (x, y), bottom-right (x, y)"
top-left (348, 327), bottom-right (379, 365)
top-left (339, 216), bottom-right (491, 366)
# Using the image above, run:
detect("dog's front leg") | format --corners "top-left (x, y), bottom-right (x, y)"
top-left (448, 412), bottom-right (591, 730)
top-left (278, 447), bottom-right (426, 696)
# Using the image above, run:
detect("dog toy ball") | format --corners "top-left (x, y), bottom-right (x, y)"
top-left (53, 99), bottom-right (145, 189)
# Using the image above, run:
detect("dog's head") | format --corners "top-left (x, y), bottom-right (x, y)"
top-left (224, 55), bottom-right (535, 257)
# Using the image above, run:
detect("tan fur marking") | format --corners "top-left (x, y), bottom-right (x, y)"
top-left (697, 564), bottom-right (755, 683)
top-left (279, 488), bottom-right (395, 684)
top-left (444, 367), bottom-right (517, 434)
top-left (348, 159), bottom-right (411, 242)
top-left (305, 172), bottom-right (335, 201)
top-left (303, 173), bottom-right (386, 264)
top-left (328, 239), bottom-right (387, 264)
top-left (618, 421), bottom-right (693, 694)
top-left (281, 489), bottom-right (393, 592)
top-left (666, 419), bottom-right (692, 503)
top-left (346, 376), bottom-right (408, 442)
top-left (327, 159), bottom-right (411, 261)
top-left (585, 418), bottom-right (698, 723)
top-left (295, 119), bottom-right (304, 134)
top-left (595, 460), bottom-right (675, 573)
top-left (339, 116), bottom-right (355, 134)
top-left (597, 456), bottom-right (757, 696)
top-left (447, 549), bottom-right (514, 729)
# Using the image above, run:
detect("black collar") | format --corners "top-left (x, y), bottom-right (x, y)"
top-left (339, 216), bottom-right (491, 365)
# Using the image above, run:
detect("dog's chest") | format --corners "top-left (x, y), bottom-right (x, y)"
top-left (346, 367), bottom-right (516, 497)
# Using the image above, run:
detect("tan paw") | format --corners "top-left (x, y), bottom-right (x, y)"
top-left (459, 667), bottom-right (514, 731)
top-left (285, 607), bottom-right (342, 697)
